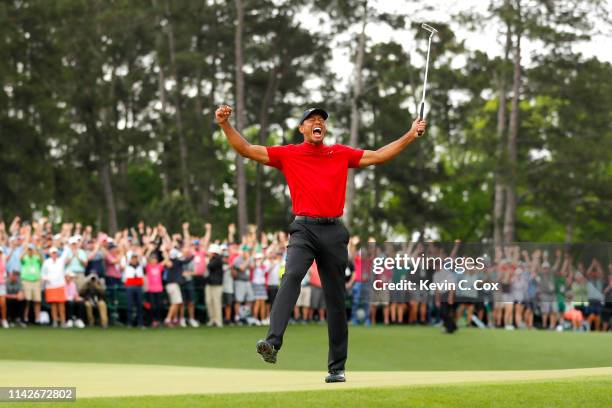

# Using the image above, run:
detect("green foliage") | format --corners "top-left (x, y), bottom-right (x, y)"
top-left (142, 193), bottom-right (201, 233)
top-left (0, 0), bottom-right (609, 241)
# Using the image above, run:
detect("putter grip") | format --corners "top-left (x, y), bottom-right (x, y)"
top-left (418, 102), bottom-right (425, 135)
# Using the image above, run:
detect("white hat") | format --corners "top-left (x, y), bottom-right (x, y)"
top-left (255, 252), bottom-right (264, 259)
top-left (208, 244), bottom-right (221, 254)
top-left (49, 247), bottom-right (59, 254)
top-left (169, 248), bottom-right (181, 259)
top-left (65, 270), bottom-right (75, 277)
top-left (542, 262), bottom-right (551, 268)
top-left (53, 234), bottom-right (62, 241)
top-left (68, 236), bottom-right (79, 244)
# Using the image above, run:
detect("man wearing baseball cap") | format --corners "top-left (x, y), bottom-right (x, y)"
top-left (215, 105), bottom-right (426, 382)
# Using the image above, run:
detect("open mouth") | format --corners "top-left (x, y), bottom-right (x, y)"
top-left (313, 127), bottom-right (322, 136)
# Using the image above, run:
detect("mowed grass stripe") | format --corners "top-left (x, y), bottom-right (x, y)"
top-left (1, 325), bottom-right (611, 371)
top-left (1, 360), bottom-right (611, 397)
top-left (9, 377), bottom-right (612, 408)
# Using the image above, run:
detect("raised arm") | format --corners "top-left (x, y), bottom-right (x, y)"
top-left (182, 222), bottom-right (191, 245)
top-left (450, 239), bottom-right (461, 259)
top-left (215, 105), bottom-right (269, 164)
top-left (202, 223), bottom-right (211, 248)
top-left (227, 223), bottom-right (236, 245)
top-left (358, 118), bottom-right (426, 167)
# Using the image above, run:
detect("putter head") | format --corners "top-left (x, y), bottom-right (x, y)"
top-left (421, 23), bottom-right (438, 35)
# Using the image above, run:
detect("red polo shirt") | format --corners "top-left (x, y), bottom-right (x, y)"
top-left (266, 142), bottom-right (364, 217)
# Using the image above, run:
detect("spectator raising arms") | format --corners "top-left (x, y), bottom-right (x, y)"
top-left (122, 250), bottom-right (146, 328)
top-left (1, 215), bottom-right (612, 336)
top-left (164, 246), bottom-right (193, 328)
top-left (145, 251), bottom-right (170, 328)
top-left (205, 244), bottom-right (224, 328)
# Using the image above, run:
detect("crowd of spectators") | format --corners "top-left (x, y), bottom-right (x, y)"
top-left (0, 216), bottom-right (610, 332)
top-left (354, 241), bottom-right (612, 332)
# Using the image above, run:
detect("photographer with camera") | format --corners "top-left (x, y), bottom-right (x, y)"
top-left (79, 274), bottom-right (108, 328)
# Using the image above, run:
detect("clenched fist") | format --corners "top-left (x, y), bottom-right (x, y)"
top-left (215, 105), bottom-right (232, 124)
top-left (411, 118), bottom-right (427, 137)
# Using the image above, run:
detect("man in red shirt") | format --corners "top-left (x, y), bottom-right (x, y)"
top-left (215, 105), bottom-right (426, 383)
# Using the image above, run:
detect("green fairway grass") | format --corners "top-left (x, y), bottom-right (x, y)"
top-left (1, 325), bottom-right (611, 371)
top-left (10, 377), bottom-right (612, 408)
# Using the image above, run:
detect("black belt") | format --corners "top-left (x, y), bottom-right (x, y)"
top-left (294, 215), bottom-right (342, 225)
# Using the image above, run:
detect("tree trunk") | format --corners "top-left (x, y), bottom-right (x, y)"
top-left (564, 222), bottom-right (573, 244)
top-left (345, 1), bottom-right (368, 228)
top-left (199, 187), bottom-right (211, 219)
top-left (194, 32), bottom-right (212, 219)
top-left (494, 1), bottom-right (512, 247)
top-left (93, 3), bottom-right (118, 234)
top-left (503, 0), bottom-right (522, 243)
top-left (234, 0), bottom-right (248, 237)
top-left (165, 1), bottom-right (191, 202)
top-left (100, 162), bottom-right (118, 234)
top-left (157, 50), bottom-right (169, 196)
top-left (255, 64), bottom-right (280, 236)
top-left (89, 109), bottom-right (118, 234)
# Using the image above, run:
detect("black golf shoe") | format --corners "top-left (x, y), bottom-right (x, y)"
top-left (325, 370), bottom-right (346, 383)
top-left (256, 339), bottom-right (278, 364)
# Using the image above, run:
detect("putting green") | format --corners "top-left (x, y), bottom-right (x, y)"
top-left (1, 360), bottom-right (611, 398)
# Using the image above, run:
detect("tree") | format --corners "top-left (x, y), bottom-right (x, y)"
top-left (345, 0), bottom-right (368, 228)
top-left (234, 0), bottom-right (248, 237)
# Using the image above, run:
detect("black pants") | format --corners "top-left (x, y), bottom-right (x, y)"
top-left (66, 300), bottom-right (85, 321)
top-left (7, 299), bottom-right (24, 322)
top-left (267, 285), bottom-right (279, 307)
top-left (266, 219), bottom-right (349, 371)
top-left (440, 302), bottom-right (457, 333)
top-left (147, 292), bottom-right (164, 322)
top-left (126, 286), bottom-right (143, 327)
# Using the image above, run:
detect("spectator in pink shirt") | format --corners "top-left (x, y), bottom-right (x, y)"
top-left (145, 251), bottom-right (170, 327)
top-left (0, 247), bottom-right (8, 328)
top-left (191, 223), bottom-right (212, 280)
top-left (103, 243), bottom-right (122, 288)
top-left (64, 271), bottom-right (85, 328)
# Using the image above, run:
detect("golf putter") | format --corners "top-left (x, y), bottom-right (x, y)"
top-left (418, 23), bottom-right (437, 135)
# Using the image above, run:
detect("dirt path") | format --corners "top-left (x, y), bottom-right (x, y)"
top-left (2, 360), bottom-right (611, 398)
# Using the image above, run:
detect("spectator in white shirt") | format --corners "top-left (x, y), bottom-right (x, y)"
top-left (41, 247), bottom-right (67, 327)
top-left (122, 251), bottom-right (146, 328)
